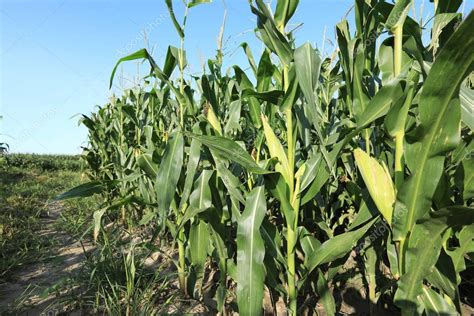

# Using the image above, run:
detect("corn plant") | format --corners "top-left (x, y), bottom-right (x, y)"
top-left (59, 0), bottom-right (473, 315)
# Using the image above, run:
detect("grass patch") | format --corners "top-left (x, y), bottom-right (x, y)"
top-left (0, 155), bottom-right (86, 280)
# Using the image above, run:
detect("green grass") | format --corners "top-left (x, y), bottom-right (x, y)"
top-left (0, 154), bottom-right (173, 314)
top-left (3, 153), bottom-right (83, 172)
top-left (0, 155), bottom-right (85, 280)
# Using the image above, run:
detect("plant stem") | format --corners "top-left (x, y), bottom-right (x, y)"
top-left (178, 3), bottom-right (189, 128)
top-left (364, 129), bottom-right (371, 154)
top-left (392, 18), bottom-right (408, 275)
top-left (179, 37), bottom-right (185, 127)
top-left (393, 25), bottom-right (403, 77)
top-left (286, 224), bottom-right (297, 315)
top-left (393, 22), bottom-right (405, 186)
top-left (394, 84), bottom-right (414, 189)
top-left (394, 132), bottom-right (404, 188)
top-left (283, 65), bottom-right (295, 194)
top-left (177, 225), bottom-right (187, 295)
top-left (283, 62), bottom-right (297, 315)
top-left (286, 108), bottom-right (294, 186)
top-left (286, 178), bottom-right (304, 316)
top-left (392, 26), bottom-right (405, 189)
top-left (176, 4), bottom-right (189, 295)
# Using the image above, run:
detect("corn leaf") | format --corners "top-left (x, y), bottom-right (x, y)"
top-left (156, 132), bottom-right (184, 221)
top-left (178, 137), bottom-right (201, 211)
top-left (137, 153), bottom-right (158, 178)
top-left (187, 0), bottom-right (212, 9)
top-left (189, 170), bottom-right (213, 211)
top-left (188, 134), bottom-right (269, 174)
top-left (251, 2), bottom-right (293, 66)
top-left (392, 12), bottom-right (474, 241)
top-left (189, 220), bottom-right (210, 274)
top-left (110, 48), bottom-right (159, 88)
top-left (165, 0), bottom-right (185, 38)
top-left (316, 270), bottom-right (336, 316)
top-left (56, 181), bottom-right (108, 200)
top-left (384, 0), bottom-right (411, 31)
top-left (306, 217), bottom-right (378, 275)
top-left (93, 208), bottom-right (106, 242)
top-left (256, 50), bottom-right (274, 93)
top-left (460, 85), bottom-right (474, 130)
top-left (426, 251), bottom-right (457, 299)
top-left (420, 286), bottom-right (458, 316)
top-left (395, 206), bottom-right (474, 312)
top-left (261, 114), bottom-right (291, 186)
top-left (242, 89), bottom-right (284, 105)
top-left (236, 184), bottom-right (266, 316)
top-left (274, 0), bottom-right (299, 30)
top-left (294, 42), bottom-right (322, 114)
top-left (234, 66), bottom-right (262, 127)
top-left (240, 42), bottom-right (258, 76)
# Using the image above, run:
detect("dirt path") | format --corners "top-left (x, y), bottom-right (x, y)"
top-left (0, 202), bottom-right (92, 315)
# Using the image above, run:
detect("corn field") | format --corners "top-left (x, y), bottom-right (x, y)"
top-left (61, 0), bottom-right (474, 314)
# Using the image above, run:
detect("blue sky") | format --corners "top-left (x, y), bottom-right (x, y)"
top-left (1, 0), bottom-right (472, 154)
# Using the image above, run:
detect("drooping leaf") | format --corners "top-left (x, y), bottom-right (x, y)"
top-left (250, 3), bottom-right (293, 65)
top-left (188, 134), bottom-right (269, 174)
top-left (165, 0), bottom-right (185, 38)
top-left (306, 217), bottom-right (378, 275)
top-left (213, 155), bottom-right (246, 205)
top-left (356, 78), bottom-right (404, 129)
top-left (187, 0), bottom-right (212, 8)
top-left (110, 49), bottom-right (159, 88)
top-left (240, 42), bottom-right (258, 76)
top-left (242, 89), bottom-right (284, 105)
top-left (56, 181), bottom-right (108, 200)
